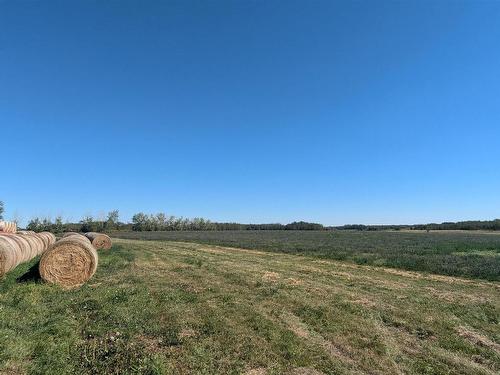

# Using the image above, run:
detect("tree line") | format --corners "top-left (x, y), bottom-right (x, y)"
top-left (23, 210), bottom-right (325, 233)
top-left (332, 219), bottom-right (500, 231)
top-left (2, 198), bottom-right (498, 232)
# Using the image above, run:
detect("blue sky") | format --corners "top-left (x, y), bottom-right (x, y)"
top-left (1, 0), bottom-right (499, 226)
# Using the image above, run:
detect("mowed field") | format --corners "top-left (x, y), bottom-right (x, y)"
top-left (0, 235), bottom-right (499, 374)
top-left (113, 230), bottom-right (500, 281)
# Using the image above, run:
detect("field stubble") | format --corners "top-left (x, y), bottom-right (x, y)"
top-left (0, 237), bottom-right (498, 374)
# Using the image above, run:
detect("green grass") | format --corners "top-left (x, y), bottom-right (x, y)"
top-left (0, 239), bottom-right (498, 374)
top-left (111, 230), bottom-right (500, 281)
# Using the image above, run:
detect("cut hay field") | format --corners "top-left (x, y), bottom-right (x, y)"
top-left (0, 238), bottom-right (498, 374)
top-left (112, 230), bottom-right (500, 281)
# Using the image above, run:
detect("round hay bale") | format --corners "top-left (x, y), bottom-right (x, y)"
top-left (62, 232), bottom-right (80, 238)
top-left (37, 232), bottom-right (56, 250)
top-left (14, 235), bottom-right (32, 262)
top-left (17, 230), bottom-right (36, 235)
top-left (17, 233), bottom-right (45, 257)
top-left (0, 235), bottom-right (21, 275)
top-left (25, 234), bottom-right (44, 255)
top-left (35, 233), bottom-right (50, 251)
top-left (39, 236), bottom-right (98, 288)
top-left (1, 234), bottom-right (31, 263)
top-left (63, 232), bottom-right (91, 245)
top-left (0, 221), bottom-right (17, 233)
top-left (43, 232), bottom-right (57, 245)
top-left (19, 234), bottom-right (37, 258)
top-left (85, 232), bottom-right (112, 250)
top-left (0, 233), bottom-right (25, 265)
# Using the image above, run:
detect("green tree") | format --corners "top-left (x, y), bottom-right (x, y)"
top-left (106, 210), bottom-right (119, 229)
top-left (132, 212), bottom-right (148, 231)
top-left (0, 201), bottom-right (4, 220)
top-left (27, 218), bottom-right (42, 232)
top-left (54, 216), bottom-right (64, 233)
top-left (80, 215), bottom-right (95, 232)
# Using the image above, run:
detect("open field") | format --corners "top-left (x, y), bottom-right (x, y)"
top-left (0, 238), bottom-right (498, 374)
top-left (112, 230), bottom-right (500, 281)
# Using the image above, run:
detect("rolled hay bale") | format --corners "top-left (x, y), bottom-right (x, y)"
top-left (0, 233), bottom-right (31, 264)
top-left (36, 232), bottom-right (56, 251)
top-left (62, 232), bottom-right (80, 238)
top-left (16, 232), bottom-right (47, 257)
top-left (39, 232), bottom-right (56, 247)
top-left (0, 234), bottom-right (22, 276)
top-left (62, 232), bottom-right (91, 245)
top-left (18, 232), bottom-right (49, 259)
top-left (85, 232), bottom-right (112, 250)
top-left (0, 221), bottom-right (17, 233)
top-left (0, 235), bottom-right (19, 276)
top-left (17, 230), bottom-right (36, 235)
top-left (39, 236), bottom-right (98, 288)
top-left (35, 232), bottom-right (49, 251)
top-left (0, 232), bottom-right (53, 277)
top-left (19, 234), bottom-right (38, 258)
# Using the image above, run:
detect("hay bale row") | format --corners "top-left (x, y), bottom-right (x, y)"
top-left (40, 235), bottom-right (98, 289)
top-left (0, 232), bottom-right (56, 276)
top-left (0, 221), bottom-right (17, 233)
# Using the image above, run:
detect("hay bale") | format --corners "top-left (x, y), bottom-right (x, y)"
top-left (35, 232), bottom-right (50, 251)
top-left (1, 233), bottom-right (31, 263)
top-left (0, 221), bottom-right (17, 233)
top-left (18, 232), bottom-right (45, 256)
top-left (39, 236), bottom-right (98, 288)
top-left (85, 232), bottom-right (112, 250)
top-left (17, 230), bottom-right (36, 235)
top-left (39, 232), bottom-right (56, 247)
top-left (63, 232), bottom-right (92, 245)
top-left (0, 232), bottom-right (54, 277)
top-left (19, 233), bottom-right (38, 258)
top-left (62, 232), bottom-right (79, 238)
top-left (0, 235), bottom-right (21, 274)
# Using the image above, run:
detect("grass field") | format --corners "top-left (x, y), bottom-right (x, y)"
top-left (0, 238), bottom-right (498, 374)
top-left (112, 230), bottom-right (500, 281)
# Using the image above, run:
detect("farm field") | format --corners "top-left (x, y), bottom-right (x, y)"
top-left (112, 230), bottom-right (500, 281)
top-left (0, 238), bottom-right (498, 374)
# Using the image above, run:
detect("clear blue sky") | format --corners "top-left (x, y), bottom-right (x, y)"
top-left (1, 0), bottom-right (499, 226)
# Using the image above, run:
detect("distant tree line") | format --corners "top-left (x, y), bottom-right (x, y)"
top-left (24, 210), bottom-right (325, 233)
top-left (26, 210), bottom-right (121, 233)
top-left (131, 213), bottom-right (217, 231)
top-left (19, 204), bottom-right (500, 233)
top-left (331, 219), bottom-right (500, 231)
top-left (411, 219), bottom-right (500, 231)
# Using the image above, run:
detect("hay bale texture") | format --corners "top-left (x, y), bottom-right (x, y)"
top-left (39, 236), bottom-right (98, 288)
top-left (85, 232), bottom-right (112, 250)
top-left (0, 232), bottom-right (55, 277)
top-left (0, 221), bottom-right (17, 233)
top-left (17, 230), bottom-right (36, 235)
top-left (62, 232), bottom-right (79, 238)
top-left (62, 232), bottom-right (92, 244)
